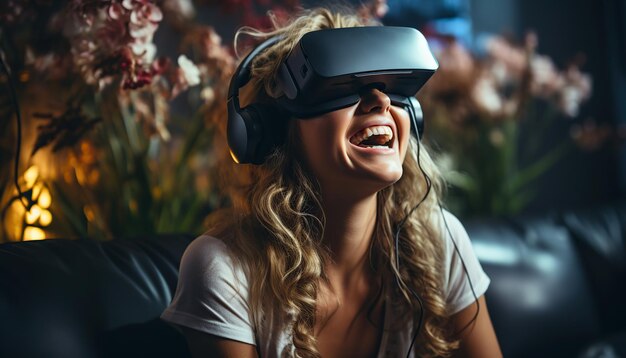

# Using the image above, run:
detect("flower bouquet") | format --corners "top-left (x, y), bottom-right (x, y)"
top-left (420, 33), bottom-right (594, 217)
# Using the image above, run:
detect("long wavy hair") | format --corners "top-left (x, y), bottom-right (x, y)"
top-left (205, 7), bottom-right (460, 357)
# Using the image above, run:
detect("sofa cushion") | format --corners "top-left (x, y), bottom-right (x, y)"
top-left (466, 216), bottom-right (602, 358)
top-left (0, 235), bottom-right (194, 358)
top-left (561, 203), bottom-right (626, 334)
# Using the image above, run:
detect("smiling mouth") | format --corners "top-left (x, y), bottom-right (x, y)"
top-left (349, 125), bottom-right (394, 148)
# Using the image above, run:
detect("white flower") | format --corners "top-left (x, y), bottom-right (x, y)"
top-left (200, 87), bottom-right (215, 102)
top-left (490, 61), bottom-right (509, 87)
top-left (129, 20), bottom-right (158, 39)
top-left (131, 42), bottom-right (156, 63)
top-left (560, 86), bottom-right (583, 117)
top-left (472, 76), bottom-right (503, 115)
top-left (177, 55), bottom-right (200, 86)
top-left (530, 55), bottom-right (559, 96)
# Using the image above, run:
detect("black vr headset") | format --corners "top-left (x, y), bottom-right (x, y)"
top-left (227, 26), bottom-right (439, 164)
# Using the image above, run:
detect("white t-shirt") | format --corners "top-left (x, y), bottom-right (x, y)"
top-left (161, 210), bottom-right (490, 357)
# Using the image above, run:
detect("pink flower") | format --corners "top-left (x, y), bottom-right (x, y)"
top-left (484, 36), bottom-right (527, 80)
top-left (64, 0), bottom-right (167, 90)
top-left (122, 0), bottom-right (134, 11)
top-left (108, 3), bottom-right (125, 20)
top-left (128, 2), bottom-right (162, 39)
top-left (129, 22), bottom-right (157, 40)
top-left (471, 75), bottom-right (504, 116)
top-left (357, 0), bottom-right (388, 21)
top-left (529, 55), bottom-right (561, 96)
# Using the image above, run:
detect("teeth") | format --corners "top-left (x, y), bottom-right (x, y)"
top-left (350, 125), bottom-right (393, 146)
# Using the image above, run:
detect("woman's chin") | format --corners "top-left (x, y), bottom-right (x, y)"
top-left (351, 162), bottom-right (404, 191)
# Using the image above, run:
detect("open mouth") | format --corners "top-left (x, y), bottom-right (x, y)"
top-left (349, 125), bottom-right (393, 149)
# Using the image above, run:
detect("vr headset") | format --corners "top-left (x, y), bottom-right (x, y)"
top-left (227, 26), bottom-right (438, 164)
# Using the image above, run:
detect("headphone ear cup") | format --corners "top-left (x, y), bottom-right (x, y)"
top-left (242, 103), bottom-right (286, 164)
top-left (227, 99), bottom-right (255, 164)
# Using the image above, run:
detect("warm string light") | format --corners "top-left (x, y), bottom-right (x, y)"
top-left (5, 166), bottom-right (54, 241)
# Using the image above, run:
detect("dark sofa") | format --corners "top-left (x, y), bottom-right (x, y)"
top-left (1, 204), bottom-right (625, 358)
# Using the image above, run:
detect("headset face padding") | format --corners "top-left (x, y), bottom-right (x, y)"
top-left (388, 94), bottom-right (423, 140)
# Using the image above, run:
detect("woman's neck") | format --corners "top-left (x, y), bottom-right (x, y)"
top-left (320, 188), bottom-right (378, 289)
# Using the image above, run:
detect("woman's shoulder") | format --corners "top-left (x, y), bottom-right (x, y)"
top-left (185, 234), bottom-right (231, 259)
top-left (180, 235), bottom-right (245, 280)
top-left (187, 234), bottom-right (230, 252)
top-left (162, 234), bottom-right (256, 345)
top-left (430, 207), bottom-right (466, 237)
top-left (431, 207), bottom-right (474, 259)
top-left (431, 208), bottom-right (491, 314)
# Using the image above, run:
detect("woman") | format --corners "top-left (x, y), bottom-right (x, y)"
top-left (161, 7), bottom-right (502, 358)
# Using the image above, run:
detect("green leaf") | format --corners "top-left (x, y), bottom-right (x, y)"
top-left (48, 182), bottom-right (88, 238)
top-left (506, 140), bottom-right (571, 194)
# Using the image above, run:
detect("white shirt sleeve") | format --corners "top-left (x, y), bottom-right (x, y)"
top-left (160, 235), bottom-right (256, 345)
top-left (439, 210), bottom-right (491, 315)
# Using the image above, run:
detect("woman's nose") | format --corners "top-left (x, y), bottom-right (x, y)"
top-left (358, 87), bottom-right (391, 114)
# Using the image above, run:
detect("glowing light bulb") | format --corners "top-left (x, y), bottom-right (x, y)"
top-left (39, 210), bottom-right (52, 226)
top-left (38, 187), bottom-right (51, 208)
top-left (24, 227), bottom-right (45, 241)
top-left (24, 166), bottom-right (39, 187)
top-left (25, 205), bottom-right (42, 224)
top-left (33, 183), bottom-right (43, 198)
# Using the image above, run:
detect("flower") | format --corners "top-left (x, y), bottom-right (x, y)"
top-left (421, 33), bottom-right (596, 216)
top-left (358, 0), bottom-right (389, 20)
top-left (60, 0), bottom-right (167, 91)
top-left (177, 55), bottom-right (201, 86)
top-left (471, 76), bottom-right (505, 116)
top-left (180, 26), bottom-right (236, 94)
top-left (128, 2), bottom-right (162, 40)
top-left (558, 65), bottom-right (592, 117)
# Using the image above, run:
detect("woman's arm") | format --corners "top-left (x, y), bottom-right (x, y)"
top-left (181, 327), bottom-right (258, 358)
top-left (450, 295), bottom-right (502, 358)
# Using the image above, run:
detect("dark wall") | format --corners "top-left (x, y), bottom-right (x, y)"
top-left (517, 0), bottom-right (622, 213)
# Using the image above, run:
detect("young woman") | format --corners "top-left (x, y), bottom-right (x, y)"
top-left (161, 7), bottom-right (502, 358)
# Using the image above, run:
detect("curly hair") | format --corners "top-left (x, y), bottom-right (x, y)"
top-left (205, 7), bottom-right (460, 357)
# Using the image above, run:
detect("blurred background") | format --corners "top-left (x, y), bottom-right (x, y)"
top-left (1, 0), bottom-right (625, 242)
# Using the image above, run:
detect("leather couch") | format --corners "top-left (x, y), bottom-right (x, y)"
top-left (1, 204), bottom-right (625, 358)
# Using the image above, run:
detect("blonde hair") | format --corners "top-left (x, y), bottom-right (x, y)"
top-left (206, 7), bottom-right (459, 357)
